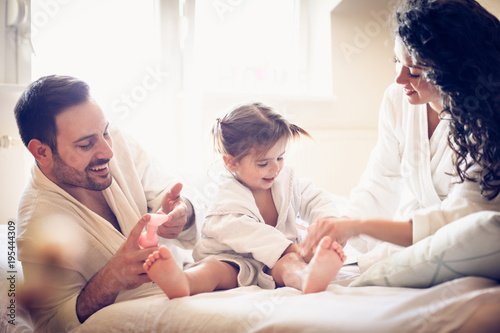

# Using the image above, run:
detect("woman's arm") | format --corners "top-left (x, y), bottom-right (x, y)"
top-left (299, 217), bottom-right (412, 261)
top-left (356, 218), bottom-right (413, 246)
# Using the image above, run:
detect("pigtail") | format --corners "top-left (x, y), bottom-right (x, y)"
top-left (290, 124), bottom-right (311, 140)
top-left (211, 117), bottom-right (226, 155)
top-left (213, 102), bottom-right (312, 162)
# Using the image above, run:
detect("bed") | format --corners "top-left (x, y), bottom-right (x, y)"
top-left (2, 211), bottom-right (500, 332)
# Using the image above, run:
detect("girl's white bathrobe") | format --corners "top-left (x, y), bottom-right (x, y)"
top-left (16, 126), bottom-right (199, 333)
top-left (193, 166), bottom-right (340, 289)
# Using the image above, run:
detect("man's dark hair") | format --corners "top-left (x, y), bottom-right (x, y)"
top-left (14, 75), bottom-right (90, 151)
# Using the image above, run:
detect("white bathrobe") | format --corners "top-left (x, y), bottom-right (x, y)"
top-left (342, 83), bottom-right (455, 221)
top-left (342, 83), bottom-right (500, 266)
top-left (193, 166), bottom-right (340, 289)
top-left (412, 164), bottom-right (500, 243)
top-left (16, 126), bottom-right (199, 333)
top-left (341, 83), bottom-right (455, 254)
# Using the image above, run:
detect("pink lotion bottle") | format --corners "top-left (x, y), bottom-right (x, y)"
top-left (139, 213), bottom-right (169, 248)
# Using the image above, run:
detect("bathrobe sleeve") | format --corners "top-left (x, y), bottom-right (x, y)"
top-left (341, 84), bottom-right (405, 219)
top-left (412, 166), bottom-right (500, 242)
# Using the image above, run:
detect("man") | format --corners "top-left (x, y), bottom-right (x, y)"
top-left (15, 75), bottom-right (199, 332)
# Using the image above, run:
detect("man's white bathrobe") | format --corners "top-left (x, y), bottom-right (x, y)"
top-left (16, 127), bottom-right (199, 333)
top-left (193, 166), bottom-right (340, 289)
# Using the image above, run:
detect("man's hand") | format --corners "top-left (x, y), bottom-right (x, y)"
top-left (102, 214), bottom-right (158, 290)
top-left (76, 214), bottom-right (157, 323)
top-left (299, 217), bottom-right (359, 262)
top-left (157, 182), bottom-right (194, 239)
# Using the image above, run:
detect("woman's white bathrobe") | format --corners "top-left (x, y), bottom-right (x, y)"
top-left (16, 126), bottom-right (200, 333)
top-left (193, 166), bottom-right (340, 289)
top-left (341, 83), bottom-right (455, 254)
top-left (342, 83), bottom-right (500, 262)
top-left (342, 83), bottom-right (455, 221)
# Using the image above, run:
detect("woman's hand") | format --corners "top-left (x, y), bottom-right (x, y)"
top-left (299, 217), bottom-right (414, 261)
top-left (299, 217), bottom-right (360, 262)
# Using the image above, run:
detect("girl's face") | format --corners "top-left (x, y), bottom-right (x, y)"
top-left (393, 40), bottom-right (443, 112)
top-left (229, 138), bottom-right (287, 194)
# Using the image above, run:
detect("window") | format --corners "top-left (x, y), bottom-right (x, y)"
top-left (29, 0), bottom-right (335, 173)
top-left (31, 0), bottom-right (160, 123)
top-left (191, 0), bottom-right (307, 95)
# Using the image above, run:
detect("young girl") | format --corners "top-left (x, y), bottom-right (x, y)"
top-left (144, 102), bottom-right (345, 298)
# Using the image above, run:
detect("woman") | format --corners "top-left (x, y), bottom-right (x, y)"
top-left (301, 0), bottom-right (500, 259)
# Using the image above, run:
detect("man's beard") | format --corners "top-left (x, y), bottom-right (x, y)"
top-left (52, 152), bottom-right (112, 191)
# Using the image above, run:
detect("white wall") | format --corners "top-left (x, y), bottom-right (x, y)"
top-left (0, 0), bottom-right (31, 224)
top-left (0, 85), bottom-right (30, 224)
top-left (283, 0), bottom-right (395, 196)
top-left (331, 0), bottom-right (394, 129)
top-left (1, 0), bottom-right (31, 84)
top-left (480, 0), bottom-right (500, 16)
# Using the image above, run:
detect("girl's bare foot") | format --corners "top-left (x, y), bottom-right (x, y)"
top-left (302, 236), bottom-right (346, 294)
top-left (143, 246), bottom-right (190, 299)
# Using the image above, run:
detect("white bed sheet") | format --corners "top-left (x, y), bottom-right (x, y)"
top-left (2, 224), bottom-right (500, 333)
top-left (71, 275), bottom-right (499, 333)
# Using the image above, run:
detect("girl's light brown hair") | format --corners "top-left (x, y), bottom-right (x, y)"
top-left (212, 102), bottom-right (310, 162)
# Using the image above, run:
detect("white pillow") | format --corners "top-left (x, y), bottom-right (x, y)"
top-left (349, 211), bottom-right (500, 287)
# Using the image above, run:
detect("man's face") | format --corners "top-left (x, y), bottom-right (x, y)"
top-left (51, 100), bottom-right (114, 192)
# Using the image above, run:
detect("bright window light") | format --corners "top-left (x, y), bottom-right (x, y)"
top-left (29, 0), bottom-right (316, 172)
top-left (192, 0), bottom-right (305, 95)
top-left (31, 0), bottom-right (160, 123)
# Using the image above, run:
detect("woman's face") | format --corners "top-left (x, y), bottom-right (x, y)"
top-left (394, 40), bottom-right (442, 112)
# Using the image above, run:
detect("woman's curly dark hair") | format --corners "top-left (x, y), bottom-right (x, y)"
top-left (393, 0), bottom-right (500, 199)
